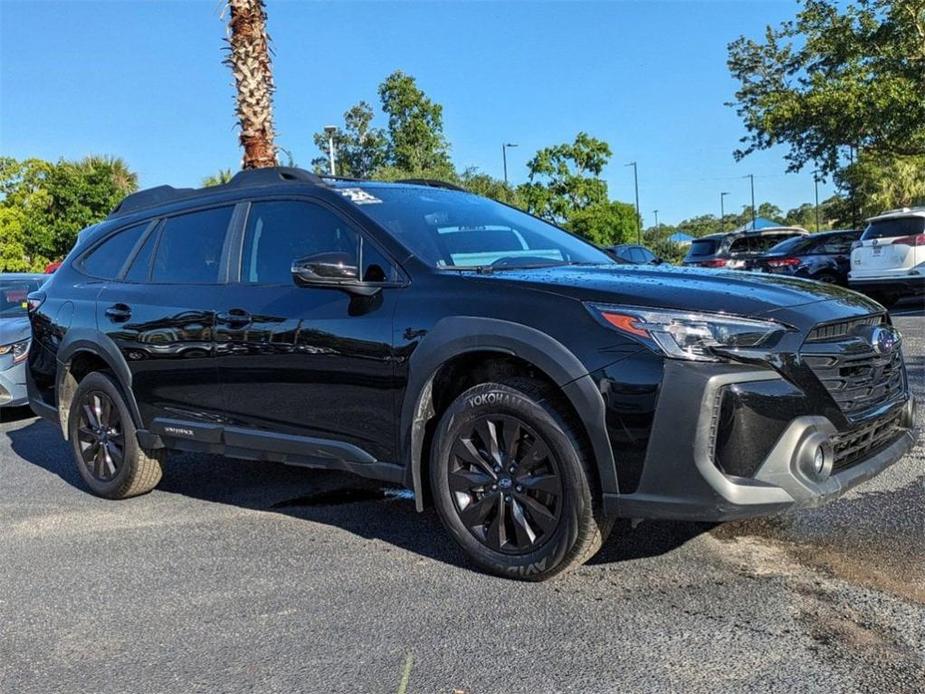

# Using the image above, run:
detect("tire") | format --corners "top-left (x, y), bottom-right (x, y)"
top-left (814, 272), bottom-right (840, 285)
top-left (429, 378), bottom-right (612, 581)
top-left (68, 371), bottom-right (164, 499)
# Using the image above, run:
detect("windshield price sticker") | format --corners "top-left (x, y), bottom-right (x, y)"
top-left (336, 188), bottom-right (383, 205)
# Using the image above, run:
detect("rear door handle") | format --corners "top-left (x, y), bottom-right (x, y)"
top-left (105, 303), bottom-right (132, 322)
top-left (216, 309), bottom-right (252, 326)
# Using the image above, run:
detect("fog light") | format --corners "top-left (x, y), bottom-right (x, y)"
top-left (796, 432), bottom-right (834, 482)
top-left (813, 446), bottom-right (826, 475)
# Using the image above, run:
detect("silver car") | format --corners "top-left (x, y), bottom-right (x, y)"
top-left (0, 273), bottom-right (45, 407)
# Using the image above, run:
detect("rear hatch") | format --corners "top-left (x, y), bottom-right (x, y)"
top-left (851, 215), bottom-right (925, 279)
top-left (725, 231), bottom-right (806, 270)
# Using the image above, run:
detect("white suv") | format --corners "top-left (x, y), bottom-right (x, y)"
top-left (849, 207), bottom-right (925, 306)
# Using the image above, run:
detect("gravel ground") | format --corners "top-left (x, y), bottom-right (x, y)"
top-left (0, 306), bottom-right (922, 694)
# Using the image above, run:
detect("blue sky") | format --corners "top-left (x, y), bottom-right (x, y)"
top-left (1, 0), bottom-right (832, 226)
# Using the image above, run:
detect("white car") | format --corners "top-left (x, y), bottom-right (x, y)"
top-left (849, 207), bottom-right (925, 306)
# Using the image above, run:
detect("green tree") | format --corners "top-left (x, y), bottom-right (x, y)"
top-left (202, 169), bottom-right (234, 187)
top-left (519, 132), bottom-right (612, 225)
top-left (458, 168), bottom-right (524, 208)
top-left (0, 156), bottom-right (137, 265)
top-left (834, 152), bottom-right (925, 223)
top-left (378, 71), bottom-right (453, 176)
top-left (0, 206), bottom-right (47, 272)
top-left (311, 101), bottom-right (388, 178)
top-left (566, 201), bottom-right (637, 246)
top-left (728, 0), bottom-right (925, 178)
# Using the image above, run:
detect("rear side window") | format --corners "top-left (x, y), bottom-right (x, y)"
top-left (819, 234), bottom-right (855, 254)
top-left (241, 200), bottom-right (359, 285)
top-left (151, 207), bottom-right (233, 284)
top-left (862, 217), bottom-right (925, 240)
top-left (123, 227), bottom-right (158, 282)
top-left (80, 223), bottom-right (148, 279)
top-left (687, 239), bottom-right (718, 257)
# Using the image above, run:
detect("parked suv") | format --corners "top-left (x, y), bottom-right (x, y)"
top-left (683, 227), bottom-right (808, 269)
top-left (27, 168), bottom-right (917, 580)
top-left (752, 229), bottom-right (861, 285)
top-left (849, 208), bottom-right (925, 306)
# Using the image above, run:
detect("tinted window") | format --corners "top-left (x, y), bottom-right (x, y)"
top-left (340, 186), bottom-right (613, 268)
top-left (819, 234), bottom-right (855, 254)
top-left (123, 226), bottom-right (158, 282)
top-left (687, 239), bottom-right (719, 257)
top-left (80, 224), bottom-right (147, 279)
top-left (862, 217), bottom-right (925, 240)
top-left (731, 233), bottom-right (803, 254)
top-left (766, 236), bottom-right (809, 255)
top-left (241, 201), bottom-right (359, 285)
top-left (151, 207), bottom-right (232, 284)
top-left (636, 247), bottom-right (656, 263)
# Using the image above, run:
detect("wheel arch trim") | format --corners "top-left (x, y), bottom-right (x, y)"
top-left (400, 316), bottom-right (618, 511)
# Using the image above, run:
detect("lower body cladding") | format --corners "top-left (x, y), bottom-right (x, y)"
top-left (601, 360), bottom-right (917, 521)
top-left (849, 274), bottom-right (924, 300)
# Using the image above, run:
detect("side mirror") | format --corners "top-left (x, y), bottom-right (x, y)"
top-left (291, 253), bottom-right (380, 296)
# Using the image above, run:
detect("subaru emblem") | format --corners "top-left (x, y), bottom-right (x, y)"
top-left (871, 326), bottom-right (899, 354)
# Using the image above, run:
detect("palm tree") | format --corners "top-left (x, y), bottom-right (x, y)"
top-left (225, 0), bottom-right (277, 169)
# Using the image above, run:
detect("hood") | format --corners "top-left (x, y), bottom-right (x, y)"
top-left (0, 316), bottom-right (31, 344)
top-left (475, 264), bottom-right (882, 323)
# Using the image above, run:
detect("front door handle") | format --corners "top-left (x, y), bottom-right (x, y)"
top-left (105, 303), bottom-right (132, 322)
top-left (216, 309), bottom-right (252, 326)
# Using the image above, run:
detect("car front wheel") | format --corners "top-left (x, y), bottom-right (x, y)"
top-left (430, 378), bottom-right (611, 580)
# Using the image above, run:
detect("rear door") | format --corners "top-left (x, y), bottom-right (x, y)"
top-left (852, 216), bottom-right (925, 278)
top-left (97, 204), bottom-right (239, 427)
top-left (214, 197), bottom-right (402, 463)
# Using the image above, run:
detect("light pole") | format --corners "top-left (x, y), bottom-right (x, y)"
top-left (653, 209), bottom-right (659, 232)
top-left (324, 125), bottom-right (337, 176)
top-left (626, 161), bottom-right (641, 244)
top-left (502, 143), bottom-right (518, 186)
top-left (720, 191), bottom-right (730, 232)
top-left (744, 174), bottom-right (756, 229)
top-left (813, 171), bottom-right (821, 232)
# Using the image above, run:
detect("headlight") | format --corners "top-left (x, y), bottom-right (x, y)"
top-left (0, 339), bottom-right (30, 364)
top-left (587, 304), bottom-right (790, 361)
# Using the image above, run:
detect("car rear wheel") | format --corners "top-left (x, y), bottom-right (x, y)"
top-left (430, 378), bottom-right (611, 580)
top-left (68, 371), bottom-right (164, 499)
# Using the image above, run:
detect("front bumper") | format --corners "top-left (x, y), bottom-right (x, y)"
top-left (849, 274), bottom-right (925, 297)
top-left (0, 362), bottom-right (28, 407)
top-left (603, 360), bottom-right (917, 521)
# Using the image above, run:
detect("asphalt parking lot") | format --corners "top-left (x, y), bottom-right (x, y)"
top-left (1, 302), bottom-right (922, 694)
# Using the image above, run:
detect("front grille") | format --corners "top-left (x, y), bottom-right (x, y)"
top-left (831, 409), bottom-right (904, 471)
top-left (805, 314), bottom-right (886, 343)
top-left (804, 348), bottom-right (904, 416)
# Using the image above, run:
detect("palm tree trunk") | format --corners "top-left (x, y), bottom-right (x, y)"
top-left (225, 0), bottom-right (277, 169)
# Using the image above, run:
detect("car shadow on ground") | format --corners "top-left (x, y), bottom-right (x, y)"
top-left (5, 416), bottom-right (710, 576)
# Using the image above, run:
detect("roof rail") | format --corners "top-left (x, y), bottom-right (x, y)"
top-left (395, 178), bottom-right (467, 192)
top-left (226, 166), bottom-right (324, 188)
top-left (108, 167), bottom-right (325, 219)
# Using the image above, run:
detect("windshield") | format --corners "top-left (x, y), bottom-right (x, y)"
top-left (862, 217), bottom-right (925, 240)
top-left (0, 278), bottom-right (41, 318)
top-left (337, 186), bottom-right (615, 269)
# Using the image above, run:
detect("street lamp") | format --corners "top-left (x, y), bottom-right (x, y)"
top-left (744, 174), bottom-right (756, 229)
top-left (720, 191), bottom-right (730, 232)
top-left (813, 171), bottom-right (821, 232)
top-left (626, 161), bottom-right (641, 244)
top-left (324, 125), bottom-right (337, 176)
top-left (653, 209), bottom-right (659, 231)
top-left (502, 143), bottom-right (518, 186)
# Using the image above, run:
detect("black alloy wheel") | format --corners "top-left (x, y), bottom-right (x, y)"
top-left (75, 390), bottom-right (125, 482)
top-left (448, 414), bottom-right (563, 554)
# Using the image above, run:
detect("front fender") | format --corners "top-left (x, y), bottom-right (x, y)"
top-left (400, 316), bottom-right (619, 510)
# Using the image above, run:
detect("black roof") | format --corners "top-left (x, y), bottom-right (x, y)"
top-left (107, 167), bottom-right (465, 219)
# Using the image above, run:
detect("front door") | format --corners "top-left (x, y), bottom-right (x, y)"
top-left (214, 199), bottom-right (401, 463)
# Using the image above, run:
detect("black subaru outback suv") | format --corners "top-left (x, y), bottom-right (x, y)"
top-left (27, 168), bottom-right (917, 580)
